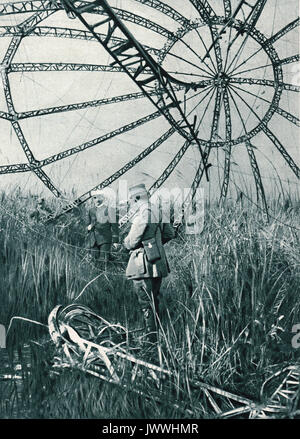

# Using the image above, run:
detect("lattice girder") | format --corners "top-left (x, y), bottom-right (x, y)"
top-left (0, 0), bottom-right (298, 216)
top-left (47, 304), bottom-right (300, 419)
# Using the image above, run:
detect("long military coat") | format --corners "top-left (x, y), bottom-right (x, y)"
top-left (124, 200), bottom-right (174, 280)
top-left (87, 205), bottom-right (119, 247)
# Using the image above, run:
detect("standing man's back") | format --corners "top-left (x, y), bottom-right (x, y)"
top-left (123, 184), bottom-right (175, 345)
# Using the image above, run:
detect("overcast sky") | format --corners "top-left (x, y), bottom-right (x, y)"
top-left (0, 0), bottom-right (299, 203)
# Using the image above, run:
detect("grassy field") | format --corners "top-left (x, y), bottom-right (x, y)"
top-left (0, 190), bottom-right (299, 419)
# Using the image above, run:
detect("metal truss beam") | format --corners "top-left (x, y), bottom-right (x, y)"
top-left (245, 0), bottom-right (267, 29)
top-left (17, 9), bottom-right (57, 35)
top-left (182, 144), bottom-right (211, 218)
top-left (59, 0), bottom-right (210, 180)
top-left (229, 83), bottom-right (300, 179)
top-left (223, 1), bottom-right (268, 75)
top-left (0, 0), bottom-right (55, 15)
top-left (230, 83), bottom-right (300, 128)
top-left (220, 147), bottom-right (231, 202)
top-left (223, 87), bottom-right (232, 137)
top-left (226, 82), bottom-right (269, 214)
top-left (32, 168), bottom-right (62, 196)
top-left (0, 163), bottom-right (32, 174)
top-left (220, 88), bottom-right (232, 202)
top-left (182, 57), bottom-right (224, 216)
top-left (211, 85), bottom-right (223, 141)
top-left (0, 111), bottom-right (13, 121)
top-left (0, 0), bottom-right (298, 213)
top-left (17, 90), bottom-right (158, 120)
top-left (278, 55), bottom-right (300, 66)
top-left (1, 70), bottom-right (15, 112)
top-left (0, 26), bottom-right (161, 58)
top-left (200, 16), bottom-right (285, 151)
top-left (0, 5), bottom-right (64, 196)
top-left (119, 137), bottom-right (192, 227)
top-left (275, 107), bottom-right (300, 127)
top-left (0, 1), bottom-right (176, 40)
top-left (223, 0), bottom-right (232, 19)
top-left (149, 139), bottom-right (191, 194)
top-left (189, 0), bottom-right (215, 21)
top-left (265, 17), bottom-right (300, 46)
top-left (11, 120), bottom-right (62, 196)
top-left (119, 138), bottom-right (192, 228)
top-left (133, 0), bottom-right (190, 27)
top-left (58, 0), bottom-right (200, 88)
top-left (211, 16), bottom-right (282, 60)
top-left (0, 31), bottom-right (62, 196)
top-left (11, 121), bottom-right (34, 161)
top-left (38, 109), bottom-right (163, 168)
top-left (2, 36), bottom-right (22, 66)
top-left (119, 140), bottom-right (191, 228)
top-left (10, 120), bottom-right (61, 196)
top-left (245, 140), bottom-right (268, 215)
top-left (9, 62), bottom-right (138, 73)
top-left (261, 125), bottom-right (300, 179)
top-left (0, 9), bottom-right (57, 57)
top-left (209, 24), bottom-right (223, 72)
top-left (104, 7), bottom-right (174, 40)
top-left (0, 124), bottom-right (175, 179)
top-left (200, 1), bottom-right (248, 67)
top-left (46, 127), bottom-right (176, 222)
top-left (229, 77), bottom-right (300, 92)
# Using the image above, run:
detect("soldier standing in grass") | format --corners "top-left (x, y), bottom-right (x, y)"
top-left (123, 184), bottom-right (175, 344)
top-left (87, 190), bottom-right (119, 262)
top-left (29, 198), bottom-right (51, 221)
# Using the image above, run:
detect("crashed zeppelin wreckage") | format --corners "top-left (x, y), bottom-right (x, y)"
top-left (46, 304), bottom-right (300, 419)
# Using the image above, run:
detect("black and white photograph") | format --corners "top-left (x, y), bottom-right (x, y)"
top-left (0, 0), bottom-right (299, 428)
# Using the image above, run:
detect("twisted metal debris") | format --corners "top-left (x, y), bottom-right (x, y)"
top-left (48, 304), bottom-right (300, 418)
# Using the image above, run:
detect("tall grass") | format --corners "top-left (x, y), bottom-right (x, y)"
top-left (0, 190), bottom-right (299, 418)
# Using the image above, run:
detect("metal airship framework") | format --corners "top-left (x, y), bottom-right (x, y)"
top-left (0, 0), bottom-right (299, 222)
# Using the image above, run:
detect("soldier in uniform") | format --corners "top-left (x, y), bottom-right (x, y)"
top-left (29, 198), bottom-right (51, 221)
top-left (87, 190), bottom-right (119, 262)
top-left (123, 184), bottom-right (175, 344)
